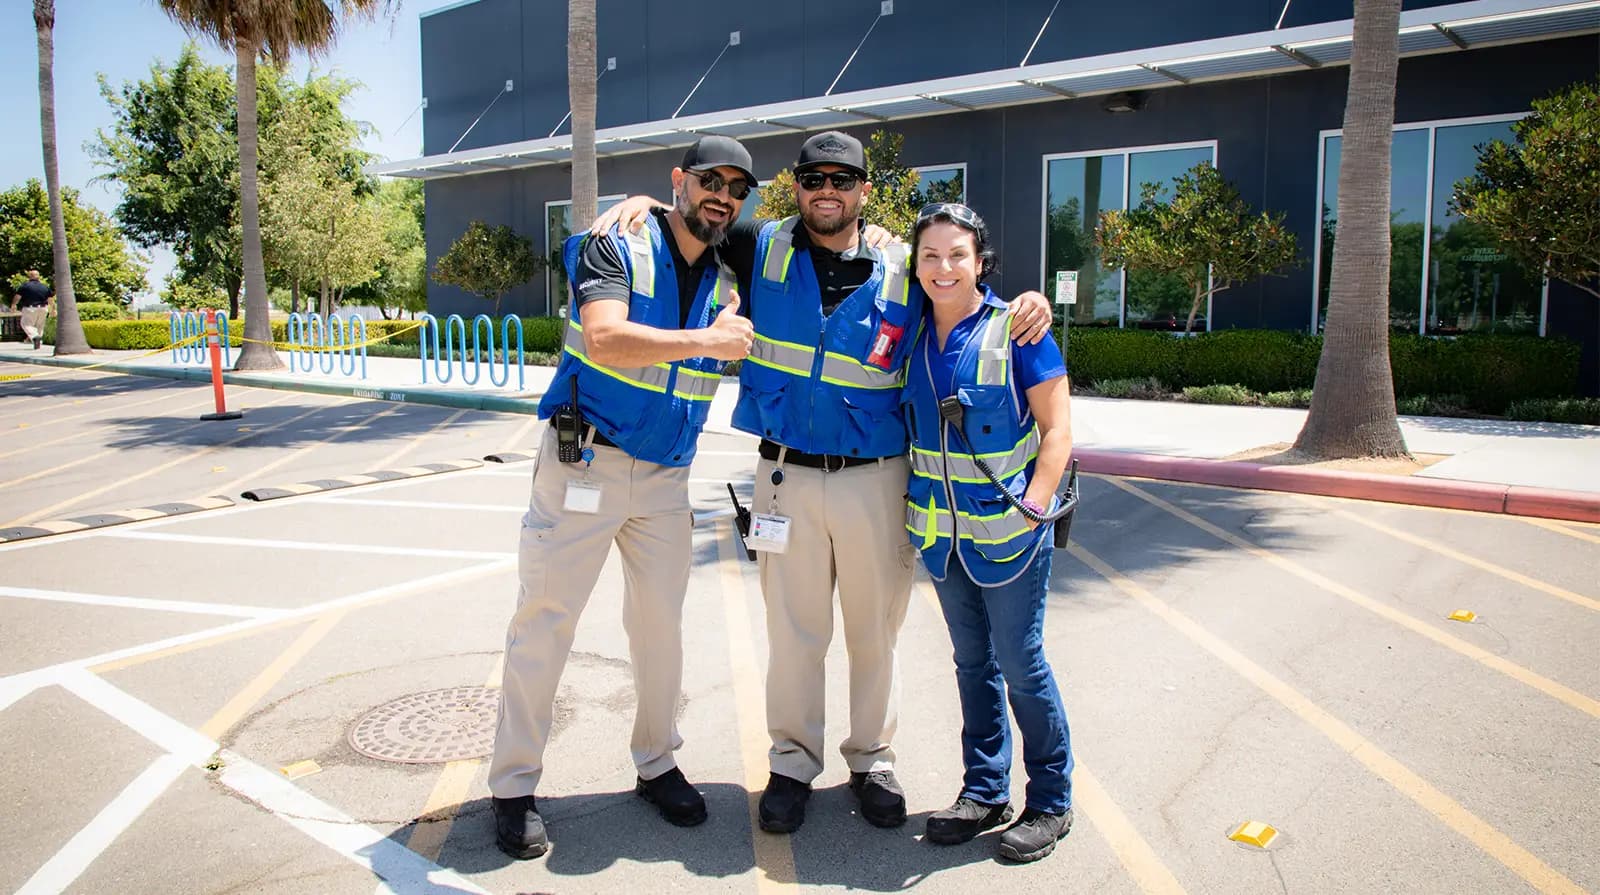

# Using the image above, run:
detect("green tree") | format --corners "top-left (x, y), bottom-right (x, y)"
top-left (160, 274), bottom-right (226, 311)
top-left (1453, 78), bottom-right (1600, 302)
top-left (754, 130), bottom-right (924, 236)
top-left (157, 0), bottom-right (386, 371)
top-left (1296, 0), bottom-right (1409, 460)
top-left (1097, 162), bottom-right (1299, 333)
top-left (32, 0), bottom-right (89, 354)
top-left (0, 181), bottom-right (147, 306)
top-left (432, 221), bottom-right (541, 316)
top-left (344, 179), bottom-right (427, 319)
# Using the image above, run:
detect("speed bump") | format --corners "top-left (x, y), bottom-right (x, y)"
top-left (0, 496), bottom-right (235, 543)
top-left (484, 450), bottom-right (537, 463)
top-left (240, 459), bottom-right (482, 501)
top-left (1228, 820), bottom-right (1279, 849)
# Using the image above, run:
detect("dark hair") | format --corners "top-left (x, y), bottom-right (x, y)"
top-left (911, 203), bottom-right (997, 280)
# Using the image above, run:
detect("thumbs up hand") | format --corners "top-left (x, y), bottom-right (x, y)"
top-left (703, 290), bottom-right (752, 360)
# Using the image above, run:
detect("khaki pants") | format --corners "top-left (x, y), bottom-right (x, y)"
top-left (754, 454), bottom-right (915, 783)
top-left (19, 307), bottom-right (47, 341)
top-left (489, 425), bottom-right (693, 798)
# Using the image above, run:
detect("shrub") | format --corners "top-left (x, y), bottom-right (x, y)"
top-left (79, 319), bottom-right (172, 350)
top-left (1176, 329), bottom-right (1321, 393)
top-left (1262, 389), bottom-right (1313, 408)
top-left (1396, 394), bottom-right (1472, 417)
top-left (1182, 383), bottom-right (1259, 405)
top-left (1066, 328), bottom-right (1180, 387)
top-left (73, 302), bottom-right (124, 321)
top-left (522, 316), bottom-right (564, 353)
top-left (1389, 334), bottom-right (1577, 413)
top-left (1504, 397), bottom-right (1600, 425)
top-left (1092, 376), bottom-right (1167, 399)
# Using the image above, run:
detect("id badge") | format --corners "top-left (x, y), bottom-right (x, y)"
top-left (746, 513), bottom-right (791, 553)
top-left (564, 480), bottom-right (602, 514)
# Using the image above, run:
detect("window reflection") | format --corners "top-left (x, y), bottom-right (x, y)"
top-left (914, 165), bottom-right (966, 205)
top-left (1045, 155), bottom-right (1124, 326)
top-left (1125, 147), bottom-right (1213, 329)
top-left (547, 196), bottom-right (624, 315)
top-left (1319, 130), bottom-right (1429, 331)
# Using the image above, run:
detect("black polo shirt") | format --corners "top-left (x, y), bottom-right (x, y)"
top-left (14, 280), bottom-right (52, 307)
top-left (721, 218), bottom-right (876, 317)
top-left (573, 209), bottom-right (721, 327)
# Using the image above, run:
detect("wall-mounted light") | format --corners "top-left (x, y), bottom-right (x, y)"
top-left (1102, 91), bottom-right (1143, 114)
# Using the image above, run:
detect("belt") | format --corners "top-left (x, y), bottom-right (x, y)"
top-left (759, 439), bottom-right (880, 472)
top-left (585, 425), bottom-right (621, 449)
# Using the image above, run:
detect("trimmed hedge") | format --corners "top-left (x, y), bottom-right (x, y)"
top-left (75, 302), bottom-right (125, 320)
top-left (1066, 328), bottom-right (1579, 414)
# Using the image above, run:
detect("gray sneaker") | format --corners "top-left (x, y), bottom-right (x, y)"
top-left (492, 795), bottom-right (549, 860)
top-left (925, 796), bottom-right (1013, 844)
top-left (998, 807), bottom-right (1073, 862)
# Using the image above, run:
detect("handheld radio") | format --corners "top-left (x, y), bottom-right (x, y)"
top-left (554, 377), bottom-right (584, 463)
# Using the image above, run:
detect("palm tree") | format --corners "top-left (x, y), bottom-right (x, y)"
top-left (568, 0), bottom-right (597, 226)
top-left (1294, 0), bottom-right (1409, 459)
top-left (33, 0), bottom-right (89, 356)
top-left (158, 0), bottom-right (386, 370)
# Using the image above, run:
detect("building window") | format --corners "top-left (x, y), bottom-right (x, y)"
top-left (1042, 142), bottom-right (1216, 329)
top-left (914, 164), bottom-right (966, 205)
top-left (1315, 114), bottom-right (1541, 335)
top-left (737, 181), bottom-right (772, 224)
top-left (546, 195), bottom-right (625, 315)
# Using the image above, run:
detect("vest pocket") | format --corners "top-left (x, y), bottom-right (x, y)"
top-left (840, 390), bottom-right (897, 446)
top-left (966, 494), bottom-right (1033, 563)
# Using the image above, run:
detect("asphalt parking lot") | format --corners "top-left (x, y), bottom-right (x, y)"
top-left (2, 366), bottom-right (1598, 894)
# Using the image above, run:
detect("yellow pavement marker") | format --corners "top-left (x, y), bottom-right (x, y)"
top-left (280, 760), bottom-right (322, 780)
top-left (716, 521), bottom-right (798, 893)
top-left (1228, 821), bottom-right (1279, 849)
top-left (1067, 543), bottom-right (1585, 895)
top-left (1105, 477), bottom-right (1600, 720)
top-left (1449, 610), bottom-right (1478, 623)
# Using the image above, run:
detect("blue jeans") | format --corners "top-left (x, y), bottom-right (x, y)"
top-left (930, 546), bottom-right (1073, 814)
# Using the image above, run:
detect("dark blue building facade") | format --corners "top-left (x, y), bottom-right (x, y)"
top-left (389, 0), bottom-right (1600, 390)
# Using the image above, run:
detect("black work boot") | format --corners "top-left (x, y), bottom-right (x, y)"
top-left (492, 795), bottom-right (549, 860)
top-left (758, 772), bottom-right (812, 833)
top-left (998, 807), bottom-right (1073, 862)
top-left (848, 770), bottom-right (907, 828)
top-left (925, 796), bottom-right (1014, 845)
top-left (635, 766), bottom-right (708, 827)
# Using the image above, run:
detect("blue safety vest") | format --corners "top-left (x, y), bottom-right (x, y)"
top-left (903, 296), bottom-right (1051, 586)
top-left (537, 216), bottom-right (735, 467)
top-left (732, 216), bottom-right (916, 457)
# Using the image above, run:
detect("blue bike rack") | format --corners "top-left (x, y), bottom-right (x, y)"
top-left (419, 313), bottom-right (525, 390)
top-left (287, 312), bottom-right (368, 380)
top-left (169, 311), bottom-right (231, 366)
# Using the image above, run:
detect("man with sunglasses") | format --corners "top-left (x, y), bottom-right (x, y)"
top-left (592, 130), bottom-right (1051, 835)
top-left (489, 135), bottom-right (756, 861)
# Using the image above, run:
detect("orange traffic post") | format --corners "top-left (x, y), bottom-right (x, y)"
top-left (199, 307), bottom-right (242, 421)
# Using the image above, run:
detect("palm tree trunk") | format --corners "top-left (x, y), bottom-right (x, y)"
top-left (34, 0), bottom-right (88, 356)
top-left (232, 40), bottom-right (281, 370)
top-left (1294, 0), bottom-right (1408, 458)
top-left (568, 0), bottom-right (598, 226)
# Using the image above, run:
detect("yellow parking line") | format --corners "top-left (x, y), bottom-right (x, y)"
top-left (1067, 543), bottom-right (1584, 895)
top-left (1294, 496), bottom-right (1600, 613)
top-left (915, 582), bottom-right (1187, 895)
top-left (198, 611), bottom-right (346, 740)
top-left (495, 414), bottom-right (540, 456)
top-left (4, 394), bottom-right (324, 527)
top-left (370, 409), bottom-right (469, 472)
top-left (1519, 517), bottom-right (1600, 546)
top-left (210, 400), bottom-right (396, 495)
top-left (404, 653), bottom-right (505, 862)
top-left (1104, 477), bottom-right (1600, 720)
top-left (0, 390), bottom-right (211, 451)
top-left (715, 521), bottom-right (798, 893)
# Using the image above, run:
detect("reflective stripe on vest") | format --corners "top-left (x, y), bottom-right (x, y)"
top-left (761, 218), bottom-right (799, 283)
top-left (760, 216), bottom-right (911, 310)
top-left (975, 307), bottom-right (1012, 386)
top-left (562, 321), bottom-right (672, 392)
top-left (905, 494), bottom-right (1034, 549)
top-left (909, 429), bottom-right (1040, 483)
top-left (622, 229), bottom-right (655, 299)
top-left (746, 338), bottom-right (902, 389)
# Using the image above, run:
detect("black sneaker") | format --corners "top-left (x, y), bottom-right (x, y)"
top-left (848, 770), bottom-right (907, 828)
top-left (492, 795), bottom-right (549, 860)
top-left (998, 807), bottom-right (1073, 862)
top-left (925, 796), bottom-right (1014, 845)
top-left (758, 772), bottom-right (812, 833)
top-left (635, 766), bottom-right (708, 827)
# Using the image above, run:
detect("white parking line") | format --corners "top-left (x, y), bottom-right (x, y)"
top-left (104, 530), bottom-right (515, 562)
top-left (0, 586), bottom-right (284, 619)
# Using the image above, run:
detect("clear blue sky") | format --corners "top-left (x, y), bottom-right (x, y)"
top-left (0, 0), bottom-right (461, 299)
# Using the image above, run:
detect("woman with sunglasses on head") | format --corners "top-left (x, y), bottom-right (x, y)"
top-left (904, 203), bottom-right (1076, 863)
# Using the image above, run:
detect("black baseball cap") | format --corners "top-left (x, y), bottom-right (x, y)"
top-left (680, 135), bottom-right (755, 184)
top-left (794, 131), bottom-right (867, 178)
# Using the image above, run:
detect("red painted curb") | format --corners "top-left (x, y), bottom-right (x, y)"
top-left (1073, 448), bottom-right (1600, 523)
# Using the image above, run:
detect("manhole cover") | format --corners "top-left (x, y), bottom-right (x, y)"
top-left (348, 686), bottom-right (500, 764)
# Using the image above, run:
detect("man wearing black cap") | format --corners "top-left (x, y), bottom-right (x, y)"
top-left (592, 130), bottom-right (1051, 835)
top-left (488, 135), bottom-right (755, 861)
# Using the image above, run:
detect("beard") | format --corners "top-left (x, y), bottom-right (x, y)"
top-left (800, 193), bottom-right (861, 237)
top-left (676, 189), bottom-right (732, 246)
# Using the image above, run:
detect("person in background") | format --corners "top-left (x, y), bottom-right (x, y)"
top-left (902, 203), bottom-right (1075, 863)
top-left (11, 270), bottom-right (54, 349)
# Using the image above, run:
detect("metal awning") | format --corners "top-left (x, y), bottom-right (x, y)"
top-left (371, 0), bottom-right (1600, 180)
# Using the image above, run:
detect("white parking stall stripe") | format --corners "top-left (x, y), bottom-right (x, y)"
top-left (15, 753), bottom-right (191, 895)
top-left (103, 530), bottom-right (515, 561)
top-left (0, 586), bottom-right (285, 619)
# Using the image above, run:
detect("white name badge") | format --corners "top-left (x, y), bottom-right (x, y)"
top-left (564, 480), bottom-right (602, 514)
top-left (746, 513), bottom-right (791, 553)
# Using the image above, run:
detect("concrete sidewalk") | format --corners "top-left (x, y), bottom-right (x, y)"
top-left (5, 341), bottom-right (1598, 517)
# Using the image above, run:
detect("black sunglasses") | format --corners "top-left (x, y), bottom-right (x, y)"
top-left (796, 170), bottom-right (862, 192)
top-left (917, 202), bottom-right (982, 229)
top-left (689, 169), bottom-right (752, 200)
